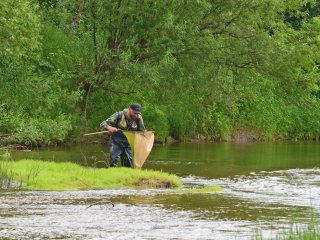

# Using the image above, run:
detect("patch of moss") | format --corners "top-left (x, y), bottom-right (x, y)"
top-left (0, 160), bottom-right (181, 191)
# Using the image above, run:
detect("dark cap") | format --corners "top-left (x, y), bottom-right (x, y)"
top-left (130, 103), bottom-right (142, 114)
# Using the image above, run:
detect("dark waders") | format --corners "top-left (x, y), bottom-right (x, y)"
top-left (109, 133), bottom-right (133, 167)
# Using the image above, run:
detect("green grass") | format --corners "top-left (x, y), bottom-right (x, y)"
top-left (254, 217), bottom-right (320, 240)
top-left (0, 159), bottom-right (181, 190)
top-left (176, 185), bottom-right (223, 194)
top-left (0, 159), bottom-right (16, 189)
top-left (275, 223), bottom-right (320, 240)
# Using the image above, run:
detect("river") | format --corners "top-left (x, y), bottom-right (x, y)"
top-left (1, 142), bottom-right (319, 239)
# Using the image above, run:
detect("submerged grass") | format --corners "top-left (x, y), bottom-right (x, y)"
top-left (275, 222), bottom-right (320, 240)
top-left (0, 151), bottom-right (20, 189)
top-left (0, 159), bottom-right (181, 190)
top-left (0, 160), bottom-right (15, 189)
top-left (254, 215), bottom-right (320, 240)
top-left (176, 185), bottom-right (222, 194)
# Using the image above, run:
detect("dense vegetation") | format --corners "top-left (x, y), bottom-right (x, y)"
top-left (1, 0), bottom-right (320, 145)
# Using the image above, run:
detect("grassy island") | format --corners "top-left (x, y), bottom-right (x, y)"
top-left (0, 160), bottom-right (181, 190)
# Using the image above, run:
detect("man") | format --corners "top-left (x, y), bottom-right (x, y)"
top-left (100, 103), bottom-right (145, 167)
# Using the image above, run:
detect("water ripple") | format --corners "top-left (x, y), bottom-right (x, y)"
top-left (182, 168), bottom-right (320, 210)
top-left (0, 169), bottom-right (319, 239)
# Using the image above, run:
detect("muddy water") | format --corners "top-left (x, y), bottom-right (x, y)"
top-left (1, 142), bottom-right (320, 239)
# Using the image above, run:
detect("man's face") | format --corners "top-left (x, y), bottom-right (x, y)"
top-left (128, 108), bottom-right (139, 119)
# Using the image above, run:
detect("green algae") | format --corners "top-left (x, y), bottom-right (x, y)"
top-left (176, 185), bottom-right (223, 194)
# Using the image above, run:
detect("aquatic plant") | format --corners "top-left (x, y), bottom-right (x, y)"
top-left (0, 161), bottom-right (12, 189)
top-left (0, 155), bottom-right (23, 189)
top-left (253, 214), bottom-right (320, 240)
top-left (275, 221), bottom-right (320, 240)
top-left (0, 159), bottom-right (181, 190)
top-left (176, 185), bottom-right (222, 194)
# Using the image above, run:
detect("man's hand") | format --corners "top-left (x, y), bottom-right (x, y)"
top-left (107, 126), bottom-right (118, 133)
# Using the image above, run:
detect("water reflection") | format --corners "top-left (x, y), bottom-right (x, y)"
top-left (10, 142), bottom-right (320, 178)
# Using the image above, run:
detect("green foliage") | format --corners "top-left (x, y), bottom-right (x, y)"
top-left (143, 105), bottom-right (169, 142)
top-left (0, 0), bottom-right (81, 145)
top-left (63, 0), bottom-right (320, 142)
top-left (39, 23), bottom-right (83, 73)
top-left (0, 0), bottom-right (41, 62)
top-left (14, 115), bottom-right (72, 145)
top-left (237, 92), bottom-right (285, 139)
top-left (1, 0), bottom-right (320, 145)
top-left (201, 110), bottom-right (231, 140)
top-left (167, 106), bottom-right (189, 140)
top-left (284, 103), bottom-right (320, 140)
top-left (0, 68), bottom-right (80, 145)
top-left (0, 104), bottom-right (22, 133)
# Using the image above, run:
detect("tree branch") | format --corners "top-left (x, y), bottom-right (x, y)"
top-left (71, 0), bottom-right (85, 28)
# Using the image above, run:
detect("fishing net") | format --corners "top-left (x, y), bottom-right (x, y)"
top-left (123, 131), bottom-right (154, 168)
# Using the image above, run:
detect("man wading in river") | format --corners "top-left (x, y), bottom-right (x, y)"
top-left (100, 103), bottom-right (145, 167)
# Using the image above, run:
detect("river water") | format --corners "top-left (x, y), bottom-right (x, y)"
top-left (1, 142), bottom-right (319, 239)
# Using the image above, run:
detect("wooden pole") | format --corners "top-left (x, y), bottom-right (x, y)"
top-left (83, 130), bottom-right (153, 136)
top-left (83, 130), bottom-right (109, 136)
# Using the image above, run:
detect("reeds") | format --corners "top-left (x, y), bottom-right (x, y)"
top-left (254, 214), bottom-right (320, 240)
top-left (275, 220), bottom-right (320, 240)
top-left (0, 151), bottom-right (23, 189)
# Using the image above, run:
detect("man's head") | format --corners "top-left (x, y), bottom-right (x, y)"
top-left (128, 103), bottom-right (142, 118)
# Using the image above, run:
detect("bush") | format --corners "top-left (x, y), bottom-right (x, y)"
top-left (14, 115), bottom-right (72, 146)
top-left (143, 106), bottom-right (169, 142)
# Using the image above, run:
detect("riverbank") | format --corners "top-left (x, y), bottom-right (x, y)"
top-left (1, 132), bottom-right (320, 150)
top-left (0, 159), bottom-right (181, 190)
